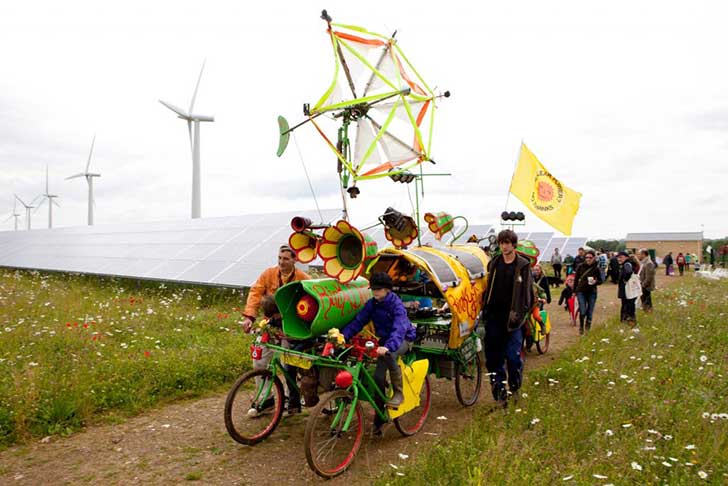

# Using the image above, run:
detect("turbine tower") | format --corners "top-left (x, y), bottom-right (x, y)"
top-left (36, 165), bottom-right (60, 228)
top-left (1, 199), bottom-right (22, 231)
top-left (66, 135), bottom-right (101, 225)
top-left (159, 61), bottom-right (215, 219)
top-left (14, 194), bottom-right (36, 230)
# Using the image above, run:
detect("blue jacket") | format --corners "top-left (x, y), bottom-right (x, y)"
top-left (341, 291), bottom-right (416, 351)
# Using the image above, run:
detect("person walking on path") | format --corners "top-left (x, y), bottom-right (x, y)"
top-left (663, 252), bottom-right (674, 276)
top-left (573, 247), bottom-right (586, 270)
top-left (685, 252), bottom-right (692, 272)
top-left (638, 249), bottom-right (656, 312)
top-left (532, 264), bottom-right (552, 308)
top-left (574, 249), bottom-right (603, 334)
top-left (550, 248), bottom-right (563, 280)
top-left (676, 252), bottom-right (686, 276)
top-left (482, 229), bottom-right (534, 406)
top-left (617, 251), bottom-right (639, 326)
top-left (564, 254), bottom-right (575, 275)
top-left (608, 252), bottom-right (620, 284)
top-left (597, 249), bottom-right (608, 283)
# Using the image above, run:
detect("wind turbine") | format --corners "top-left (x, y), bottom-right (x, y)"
top-left (14, 194), bottom-right (36, 230)
top-left (159, 61), bottom-right (215, 219)
top-left (35, 165), bottom-right (60, 228)
top-left (1, 199), bottom-right (22, 231)
top-left (66, 135), bottom-right (101, 225)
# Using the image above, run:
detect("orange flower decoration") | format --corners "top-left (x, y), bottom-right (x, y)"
top-left (288, 231), bottom-right (320, 263)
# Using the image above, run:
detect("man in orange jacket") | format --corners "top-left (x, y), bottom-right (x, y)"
top-left (242, 245), bottom-right (311, 332)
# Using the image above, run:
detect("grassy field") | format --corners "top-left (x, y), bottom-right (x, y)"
top-left (0, 269), bottom-right (252, 448)
top-left (379, 277), bottom-right (728, 485)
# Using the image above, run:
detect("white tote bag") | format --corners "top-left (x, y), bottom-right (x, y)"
top-left (625, 273), bottom-right (643, 299)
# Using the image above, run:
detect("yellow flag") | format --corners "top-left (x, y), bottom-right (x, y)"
top-left (509, 143), bottom-right (582, 235)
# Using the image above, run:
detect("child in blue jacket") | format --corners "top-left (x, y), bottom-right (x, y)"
top-left (341, 272), bottom-right (416, 433)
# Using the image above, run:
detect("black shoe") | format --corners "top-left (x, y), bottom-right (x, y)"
top-left (287, 402), bottom-right (302, 415)
top-left (372, 417), bottom-right (385, 437)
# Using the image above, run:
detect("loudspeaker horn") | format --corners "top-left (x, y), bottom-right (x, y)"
top-left (317, 220), bottom-right (378, 283)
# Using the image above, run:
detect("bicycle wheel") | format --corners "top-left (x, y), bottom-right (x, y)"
top-left (536, 332), bottom-right (550, 354)
top-left (394, 375), bottom-right (431, 436)
top-left (455, 352), bottom-right (483, 406)
top-left (224, 369), bottom-right (284, 446)
top-left (304, 389), bottom-right (363, 479)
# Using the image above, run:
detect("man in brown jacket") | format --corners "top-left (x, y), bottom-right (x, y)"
top-left (638, 249), bottom-right (656, 312)
top-left (242, 245), bottom-right (311, 332)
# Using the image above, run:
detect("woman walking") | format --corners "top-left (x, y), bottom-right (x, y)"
top-left (676, 252), bottom-right (686, 276)
top-left (574, 249), bottom-right (603, 334)
top-left (617, 251), bottom-right (640, 327)
top-left (550, 248), bottom-right (563, 280)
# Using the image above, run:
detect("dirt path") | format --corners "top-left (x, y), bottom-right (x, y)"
top-left (0, 276), bottom-right (672, 485)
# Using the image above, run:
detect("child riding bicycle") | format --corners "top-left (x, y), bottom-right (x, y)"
top-left (340, 272), bottom-right (416, 435)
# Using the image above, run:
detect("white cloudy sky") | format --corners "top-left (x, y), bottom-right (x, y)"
top-left (1, 1), bottom-right (726, 239)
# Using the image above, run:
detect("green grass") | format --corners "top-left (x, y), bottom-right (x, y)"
top-left (379, 277), bottom-right (728, 485)
top-left (0, 269), bottom-right (253, 448)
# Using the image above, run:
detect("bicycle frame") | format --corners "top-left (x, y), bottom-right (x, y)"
top-left (263, 342), bottom-right (393, 429)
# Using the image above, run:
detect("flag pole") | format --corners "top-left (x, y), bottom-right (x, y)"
top-left (504, 140), bottom-right (524, 211)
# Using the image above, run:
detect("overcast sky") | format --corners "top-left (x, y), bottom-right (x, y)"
top-left (1, 1), bottom-right (726, 239)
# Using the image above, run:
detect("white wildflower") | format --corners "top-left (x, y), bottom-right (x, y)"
top-left (698, 470), bottom-right (708, 479)
top-left (398, 453), bottom-right (409, 460)
top-left (605, 429), bottom-right (614, 436)
top-left (662, 461), bottom-right (672, 467)
top-left (631, 462), bottom-right (642, 471)
top-left (685, 444), bottom-right (696, 450)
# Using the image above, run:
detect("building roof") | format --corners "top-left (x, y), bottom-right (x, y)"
top-left (625, 232), bottom-right (703, 242)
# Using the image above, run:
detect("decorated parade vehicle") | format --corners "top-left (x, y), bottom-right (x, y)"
top-left (222, 10), bottom-right (495, 478)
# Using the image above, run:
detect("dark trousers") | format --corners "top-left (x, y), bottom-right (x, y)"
top-left (641, 289), bottom-right (652, 311)
top-left (485, 318), bottom-right (524, 401)
top-left (678, 264), bottom-right (685, 276)
top-left (620, 297), bottom-right (637, 323)
top-left (552, 264), bottom-right (562, 279)
top-left (576, 291), bottom-right (597, 332)
top-left (373, 340), bottom-right (410, 423)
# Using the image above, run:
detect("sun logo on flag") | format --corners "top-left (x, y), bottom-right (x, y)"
top-left (531, 169), bottom-right (564, 212)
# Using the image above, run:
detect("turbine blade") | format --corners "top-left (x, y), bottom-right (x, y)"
top-left (34, 198), bottom-right (47, 213)
top-left (189, 59), bottom-right (206, 115)
top-left (53, 199), bottom-right (61, 208)
top-left (159, 100), bottom-right (189, 118)
top-left (85, 135), bottom-right (96, 173)
top-left (15, 194), bottom-right (28, 206)
top-left (66, 173), bottom-right (86, 180)
top-left (30, 194), bottom-right (43, 206)
top-left (45, 165), bottom-right (49, 193)
top-left (1, 213), bottom-right (12, 224)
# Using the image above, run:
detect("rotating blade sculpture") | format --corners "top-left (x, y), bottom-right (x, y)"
top-left (277, 9), bottom-right (449, 205)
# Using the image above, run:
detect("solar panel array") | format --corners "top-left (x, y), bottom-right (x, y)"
top-left (0, 209), bottom-right (341, 287)
top-left (0, 211), bottom-right (588, 286)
